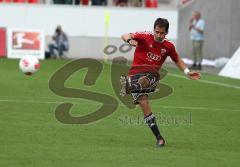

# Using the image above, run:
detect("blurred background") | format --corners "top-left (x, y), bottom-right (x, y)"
top-left (1, 0), bottom-right (240, 78)
top-left (0, 2), bottom-right (237, 57)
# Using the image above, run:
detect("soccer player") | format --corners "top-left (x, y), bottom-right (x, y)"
top-left (120, 18), bottom-right (201, 147)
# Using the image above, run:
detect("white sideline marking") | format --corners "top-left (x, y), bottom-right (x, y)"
top-left (159, 105), bottom-right (240, 112)
top-left (168, 73), bottom-right (240, 89)
top-left (0, 99), bottom-right (239, 112)
top-left (0, 99), bottom-right (59, 104)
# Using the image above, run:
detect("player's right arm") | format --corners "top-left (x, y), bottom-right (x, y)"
top-left (121, 33), bottom-right (138, 46)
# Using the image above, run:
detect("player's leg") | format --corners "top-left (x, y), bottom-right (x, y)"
top-left (138, 94), bottom-right (151, 116)
top-left (128, 76), bottom-right (150, 93)
top-left (120, 75), bottom-right (143, 96)
top-left (136, 94), bottom-right (165, 147)
top-left (120, 73), bottom-right (158, 96)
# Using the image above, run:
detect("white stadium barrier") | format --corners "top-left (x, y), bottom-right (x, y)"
top-left (219, 47), bottom-right (240, 79)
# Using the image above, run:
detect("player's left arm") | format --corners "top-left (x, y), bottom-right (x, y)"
top-left (175, 57), bottom-right (201, 80)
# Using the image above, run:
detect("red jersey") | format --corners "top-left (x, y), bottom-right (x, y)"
top-left (128, 31), bottom-right (179, 75)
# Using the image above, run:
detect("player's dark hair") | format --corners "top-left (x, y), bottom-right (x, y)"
top-left (154, 18), bottom-right (169, 32)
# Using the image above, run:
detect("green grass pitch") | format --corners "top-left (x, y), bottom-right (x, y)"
top-left (0, 58), bottom-right (240, 167)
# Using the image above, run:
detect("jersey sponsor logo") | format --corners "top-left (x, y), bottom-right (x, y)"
top-left (147, 52), bottom-right (161, 62)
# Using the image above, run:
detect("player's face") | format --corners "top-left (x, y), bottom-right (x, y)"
top-left (154, 26), bottom-right (168, 43)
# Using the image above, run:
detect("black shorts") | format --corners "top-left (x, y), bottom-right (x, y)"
top-left (128, 72), bottom-right (160, 104)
